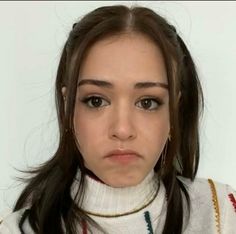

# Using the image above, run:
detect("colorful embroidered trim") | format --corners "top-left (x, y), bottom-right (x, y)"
top-left (228, 193), bottom-right (236, 213)
top-left (82, 220), bottom-right (87, 234)
top-left (144, 211), bottom-right (154, 234)
top-left (208, 179), bottom-right (221, 234)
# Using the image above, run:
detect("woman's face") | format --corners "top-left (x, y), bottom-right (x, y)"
top-left (73, 33), bottom-right (170, 188)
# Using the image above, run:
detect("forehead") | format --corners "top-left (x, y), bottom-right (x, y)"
top-left (79, 33), bottom-right (167, 86)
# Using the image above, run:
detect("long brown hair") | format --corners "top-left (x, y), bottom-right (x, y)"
top-left (14, 4), bottom-right (203, 234)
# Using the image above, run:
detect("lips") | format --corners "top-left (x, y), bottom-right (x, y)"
top-left (105, 149), bottom-right (141, 158)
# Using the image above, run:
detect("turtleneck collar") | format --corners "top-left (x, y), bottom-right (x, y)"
top-left (72, 169), bottom-right (160, 217)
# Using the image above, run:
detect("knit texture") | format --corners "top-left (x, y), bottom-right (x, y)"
top-left (71, 170), bottom-right (167, 233)
top-left (0, 171), bottom-right (236, 233)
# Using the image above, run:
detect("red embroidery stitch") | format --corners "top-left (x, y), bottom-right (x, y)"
top-left (228, 193), bottom-right (236, 213)
top-left (82, 220), bottom-right (87, 234)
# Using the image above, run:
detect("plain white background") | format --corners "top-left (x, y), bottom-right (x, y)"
top-left (0, 1), bottom-right (236, 211)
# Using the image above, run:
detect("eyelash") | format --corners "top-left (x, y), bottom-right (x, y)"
top-left (80, 95), bottom-right (163, 111)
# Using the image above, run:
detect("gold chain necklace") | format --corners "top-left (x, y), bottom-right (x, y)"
top-left (81, 180), bottom-right (161, 218)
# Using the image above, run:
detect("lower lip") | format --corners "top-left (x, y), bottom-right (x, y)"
top-left (106, 154), bottom-right (139, 163)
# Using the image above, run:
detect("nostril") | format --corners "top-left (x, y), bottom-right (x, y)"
top-left (111, 132), bottom-right (135, 141)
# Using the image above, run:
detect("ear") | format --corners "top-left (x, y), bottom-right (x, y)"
top-left (178, 91), bottom-right (181, 102)
top-left (61, 86), bottom-right (67, 100)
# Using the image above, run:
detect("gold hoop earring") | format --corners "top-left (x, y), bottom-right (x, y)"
top-left (161, 141), bottom-right (168, 169)
top-left (160, 134), bottom-right (171, 170)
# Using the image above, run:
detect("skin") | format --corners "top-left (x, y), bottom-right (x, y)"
top-left (63, 33), bottom-right (170, 188)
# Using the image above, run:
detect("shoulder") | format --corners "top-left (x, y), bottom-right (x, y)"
top-left (178, 176), bottom-right (235, 197)
top-left (0, 207), bottom-right (31, 234)
top-left (178, 176), bottom-right (236, 205)
top-left (177, 176), bottom-right (236, 234)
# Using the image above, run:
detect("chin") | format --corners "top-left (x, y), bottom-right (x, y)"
top-left (106, 174), bottom-right (143, 188)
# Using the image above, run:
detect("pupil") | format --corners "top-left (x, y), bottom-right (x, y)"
top-left (142, 99), bottom-right (151, 109)
top-left (92, 97), bottom-right (102, 107)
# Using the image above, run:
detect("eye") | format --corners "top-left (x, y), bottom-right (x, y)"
top-left (136, 98), bottom-right (162, 111)
top-left (80, 96), bottom-right (109, 108)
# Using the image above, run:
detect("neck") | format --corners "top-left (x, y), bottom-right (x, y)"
top-left (72, 169), bottom-right (161, 217)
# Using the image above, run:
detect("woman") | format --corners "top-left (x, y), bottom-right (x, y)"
top-left (0, 4), bottom-right (235, 234)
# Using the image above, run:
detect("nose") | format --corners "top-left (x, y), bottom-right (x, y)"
top-left (108, 106), bottom-right (137, 141)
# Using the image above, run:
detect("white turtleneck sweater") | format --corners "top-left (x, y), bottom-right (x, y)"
top-left (71, 170), bottom-right (166, 234)
top-left (0, 170), bottom-right (235, 234)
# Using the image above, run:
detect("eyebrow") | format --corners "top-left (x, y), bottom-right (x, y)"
top-left (78, 79), bottom-right (169, 90)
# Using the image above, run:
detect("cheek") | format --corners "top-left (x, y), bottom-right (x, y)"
top-left (140, 113), bottom-right (170, 151)
top-left (144, 122), bottom-right (169, 144)
top-left (141, 108), bottom-right (170, 133)
top-left (74, 111), bottom-right (105, 148)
